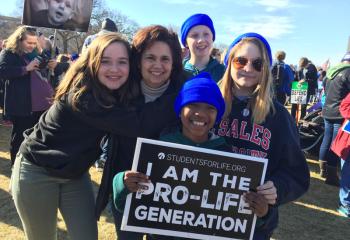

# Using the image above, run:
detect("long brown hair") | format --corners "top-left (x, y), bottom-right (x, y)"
top-left (220, 38), bottom-right (274, 124)
top-left (54, 33), bottom-right (138, 110)
top-left (6, 26), bottom-right (37, 55)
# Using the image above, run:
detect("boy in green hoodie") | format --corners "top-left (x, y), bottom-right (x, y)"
top-left (180, 14), bottom-right (225, 82)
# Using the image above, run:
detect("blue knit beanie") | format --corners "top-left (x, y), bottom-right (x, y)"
top-left (223, 32), bottom-right (272, 67)
top-left (174, 72), bottom-right (225, 123)
top-left (180, 13), bottom-right (215, 47)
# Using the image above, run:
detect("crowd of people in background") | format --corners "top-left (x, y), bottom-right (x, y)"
top-left (0, 11), bottom-right (348, 240)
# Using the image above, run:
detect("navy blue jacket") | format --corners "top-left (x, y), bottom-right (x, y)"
top-left (183, 57), bottom-right (225, 83)
top-left (212, 98), bottom-right (310, 234)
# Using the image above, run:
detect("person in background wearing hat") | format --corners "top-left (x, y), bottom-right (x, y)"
top-left (212, 32), bottom-right (309, 239)
top-left (82, 18), bottom-right (118, 53)
top-left (318, 52), bottom-right (350, 186)
top-left (112, 73), bottom-right (243, 240)
top-left (180, 13), bottom-right (225, 82)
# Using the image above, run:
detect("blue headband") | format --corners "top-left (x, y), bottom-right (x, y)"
top-left (180, 13), bottom-right (216, 47)
top-left (174, 72), bottom-right (225, 123)
top-left (224, 32), bottom-right (272, 67)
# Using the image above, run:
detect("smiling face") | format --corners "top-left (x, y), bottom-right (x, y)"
top-left (230, 42), bottom-right (263, 96)
top-left (47, 0), bottom-right (74, 26)
top-left (140, 41), bottom-right (173, 88)
top-left (181, 102), bottom-right (217, 143)
top-left (97, 42), bottom-right (130, 90)
top-left (186, 25), bottom-right (213, 59)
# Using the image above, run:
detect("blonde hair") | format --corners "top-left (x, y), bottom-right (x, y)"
top-left (55, 33), bottom-right (137, 110)
top-left (5, 26), bottom-right (37, 55)
top-left (219, 37), bottom-right (275, 124)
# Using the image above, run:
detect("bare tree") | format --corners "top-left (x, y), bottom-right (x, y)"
top-left (89, 0), bottom-right (139, 42)
top-left (0, 16), bottom-right (21, 39)
top-left (1, 0), bottom-right (139, 53)
top-left (57, 0), bottom-right (139, 53)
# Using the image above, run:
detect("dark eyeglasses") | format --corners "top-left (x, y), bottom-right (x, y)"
top-left (232, 56), bottom-right (263, 72)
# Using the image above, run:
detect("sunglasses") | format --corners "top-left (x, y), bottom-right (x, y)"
top-left (232, 56), bottom-right (263, 72)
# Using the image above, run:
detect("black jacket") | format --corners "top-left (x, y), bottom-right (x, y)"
top-left (304, 63), bottom-right (318, 94)
top-left (95, 77), bottom-right (184, 219)
top-left (322, 67), bottom-right (350, 120)
top-left (0, 49), bottom-right (32, 117)
top-left (20, 89), bottom-right (178, 179)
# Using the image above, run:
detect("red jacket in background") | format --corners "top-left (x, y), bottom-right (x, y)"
top-left (331, 92), bottom-right (350, 160)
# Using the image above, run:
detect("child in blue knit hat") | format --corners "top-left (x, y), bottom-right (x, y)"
top-left (180, 14), bottom-right (225, 82)
top-left (113, 73), bottom-right (244, 239)
top-left (163, 72), bottom-right (226, 145)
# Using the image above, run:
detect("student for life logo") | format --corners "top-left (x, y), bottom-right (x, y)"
top-left (158, 152), bottom-right (165, 160)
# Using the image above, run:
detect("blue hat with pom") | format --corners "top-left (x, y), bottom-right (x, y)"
top-left (180, 13), bottom-right (215, 47)
top-left (223, 32), bottom-right (272, 67)
top-left (174, 72), bottom-right (225, 123)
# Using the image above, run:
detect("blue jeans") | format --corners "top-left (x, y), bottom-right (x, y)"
top-left (340, 158), bottom-right (350, 208)
top-left (319, 119), bottom-right (342, 166)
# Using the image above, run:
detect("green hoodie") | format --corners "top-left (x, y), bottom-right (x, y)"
top-left (326, 63), bottom-right (350, 80)
top-left (183, 57), bottom-right (226, 82)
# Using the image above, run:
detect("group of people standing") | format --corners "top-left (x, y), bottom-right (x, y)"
top-left (319, 52), bottom-right (350, 217)
top-left (269, 45), bottom-right (350, 219)
top-left (1, 13), bottom-right (310, 240)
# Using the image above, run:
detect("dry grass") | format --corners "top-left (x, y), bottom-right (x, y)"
top-left (0, 120), bottom-right (349, 240)
top-left (0, 123), bottom-right (116, 240)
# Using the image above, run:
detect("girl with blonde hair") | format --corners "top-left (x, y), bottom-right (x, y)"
top-left (0, 26), bottom-right (54, 165)
top-left (213, 32), bottom-right (310, 239)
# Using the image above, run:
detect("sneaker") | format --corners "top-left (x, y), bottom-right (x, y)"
top-left (338, 205), bottom-right (350, 218)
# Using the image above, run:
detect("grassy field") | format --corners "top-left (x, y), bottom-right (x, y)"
top-left (0, 120), bottom-right (349, 240)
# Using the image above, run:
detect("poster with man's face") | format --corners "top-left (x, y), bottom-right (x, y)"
top-left (22, 0), bottom-right (93, 32)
